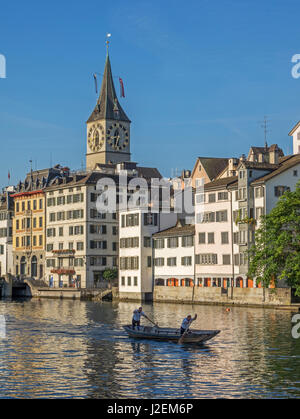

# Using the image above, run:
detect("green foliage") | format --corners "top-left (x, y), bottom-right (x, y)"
top-left (248, 182), bottom-right (300, 296)
top-left (102, 268), bottom-right (118, 282)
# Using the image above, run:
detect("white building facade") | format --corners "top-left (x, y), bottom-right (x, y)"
top-left (119, 208), bottom-right (177, 300)
top-left (153, 221), bottom-right (195, 287)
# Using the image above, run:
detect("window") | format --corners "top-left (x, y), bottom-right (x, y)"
top-left (154, 258), bottom-right (164, 267)
top-left (181, 256), bottom-right (192, 266)
top-left (144, 237), bottom-right (151, 247)
top-left (221, 232), bottom-right (229, 244)
top-left (47, 228), bottom-right (56, 237)
top-left (182, 236), bottom-right (194, 247)
top-left (144, 213), bottom-right (158, 226)
top-left (49, 213), bottom-right (56, 222)
top-left (195, 254), bottom-right (218, 265)
top-left (90, 225), bottom-right (107, 234)
top-left (216, 210), bottom-right (227, 222)
top-left (222, 255), bottom-right (231, 265)
top-left (198, 233), bottom-right (205, 244)
top-left (167, 237), bottom-right (178, 248)
top-left (77, 242), bottom-right (84, 251)
top-left (196, 193), bottom-right (205, 204)
top-left (202, 212), bottom-right (215, 223)
top-left (127, 277), bottom-right (131, 286)
top-left (134, 277), bottom-right (138, 286)
top-left (255, 187), bottom-right (264, 198)
top-left (120, 257), bottom-right (139, 270)
top-left (218, 192), bottom-right (228, 201)
top-left (147, 256), bottom-right (152, 267)
top-left (167, 257), bottom-right (177, 267)
top-left (121, 277), bottom-right (125, 286)
top-left (90, 240), bottom-right (107, 249)
top-left (154, 238), bottom-right (164, 249)
top-left (274, 186), bottom-right (290, 197)
top-left (207, 233), bottom-right (214, 244)
top-left (47, 243), bottom-right (53, 252)
top-left (125, 213), bottom-right (139, 227)
top-left (120, 237), bottom-right (139, 248)
top-left (208, 193), bottom-right (216, 203)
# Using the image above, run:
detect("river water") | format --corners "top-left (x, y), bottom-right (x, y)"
top-left (0, 298), bottom-right (299, 399)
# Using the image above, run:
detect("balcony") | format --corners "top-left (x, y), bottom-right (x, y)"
top-left (52, 249), bottom-right (76, 257)
top-left (50, 268), bottom-right (76, 275)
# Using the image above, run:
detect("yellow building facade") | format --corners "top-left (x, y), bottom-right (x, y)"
top-left (12, 190), bottom-right (46, 279)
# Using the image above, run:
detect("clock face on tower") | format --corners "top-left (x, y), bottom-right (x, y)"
top-left (88, 123), bottom-right (105, 152)
top-left (107, 123), bottom-right (129, 151)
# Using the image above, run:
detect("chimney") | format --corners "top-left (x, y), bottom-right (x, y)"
top-left (269, 144), bottom-right (279, 164)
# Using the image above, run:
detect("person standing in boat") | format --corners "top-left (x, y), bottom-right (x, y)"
top-left (132, 307), bottom-right (151, 330)
top-left (180, 314), bottom-right (197, 335)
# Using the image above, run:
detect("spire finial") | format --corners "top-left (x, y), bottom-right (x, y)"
top-left (106, 33), bottom-right (112, 56)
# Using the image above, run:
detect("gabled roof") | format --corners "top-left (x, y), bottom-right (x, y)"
top-left (251, 154), bottom-right (300, 185)
top-left (289, 121), bottom-right (300, 136)
top-left (191, 157), bottom-right (229, 181)
top-left (237, 160), bottom-right (279, 170)
top-left (87, 54), bottom-right (131, 124)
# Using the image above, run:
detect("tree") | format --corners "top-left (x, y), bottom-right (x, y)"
top-left (248, 182), bottom-right (300, 296)
top-left (102, 268), bottom-right (118, 283)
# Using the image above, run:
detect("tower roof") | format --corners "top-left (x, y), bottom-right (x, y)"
top-left (87, 54), bottom-right (131, 124)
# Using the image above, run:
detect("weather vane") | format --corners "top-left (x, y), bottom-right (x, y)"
top-left (106, 33), bottom-right (112, 54)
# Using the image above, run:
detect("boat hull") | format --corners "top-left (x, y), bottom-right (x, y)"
top-left (123, 325), bottom-right (220, 344)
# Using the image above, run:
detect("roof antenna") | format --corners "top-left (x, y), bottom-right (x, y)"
top-left (259, 116), bottom-right (270, 149)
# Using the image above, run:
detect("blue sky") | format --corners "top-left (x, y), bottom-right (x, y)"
top-left (1, 0), bottom-right (300, 188)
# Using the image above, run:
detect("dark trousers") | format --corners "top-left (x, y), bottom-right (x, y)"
top-left (180, 327), bottom-right (186, 335)
top-left (132, 320), bottom-right (140, 330)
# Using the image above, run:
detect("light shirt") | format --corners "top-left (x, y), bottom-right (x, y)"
top-left (181, 318), bottom-right (191, 330)
top-left (133, 310), bottom-right (146, 322)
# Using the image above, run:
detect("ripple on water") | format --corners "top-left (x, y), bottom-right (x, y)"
top-left (0, 299), bottom-right (299, 398)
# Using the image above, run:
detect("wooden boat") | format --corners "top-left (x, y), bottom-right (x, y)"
top-left (123, 325), bottom-right (220, 344)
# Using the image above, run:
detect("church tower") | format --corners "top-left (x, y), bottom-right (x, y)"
top-left (86, 52), bottom-right (131, 170)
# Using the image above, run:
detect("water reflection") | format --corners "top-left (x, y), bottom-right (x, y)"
top-left (0, 299), bottom-right (299, 398)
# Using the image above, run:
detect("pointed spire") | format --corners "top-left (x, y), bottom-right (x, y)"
top-left (87, 54), bottom-right (130, 123)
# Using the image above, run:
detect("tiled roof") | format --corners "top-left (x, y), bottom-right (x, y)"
top-left (153, 223), bottom-right (195, 238)
top-left (204, 176), bottom-right (238, 190)
top-left (198, 157), bottom-right (229, 181)
top-left (238, 160), bottom-right (279, 170)
top-left (251, 154), bottom-right (300, 184)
